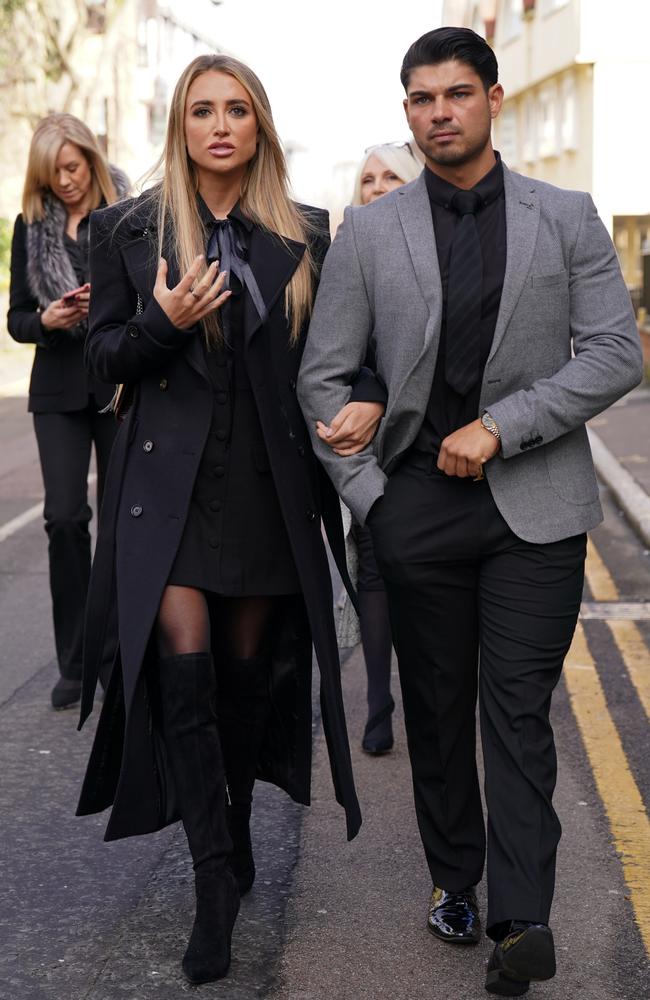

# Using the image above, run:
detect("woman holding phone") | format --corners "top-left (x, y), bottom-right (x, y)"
top-left (76, 54), bottom-right (379, 985)
top-left (7, 113), bottom-right (129, 709)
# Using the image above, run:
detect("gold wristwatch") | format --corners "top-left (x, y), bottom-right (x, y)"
top-left (481, 411), bottom-right (501, 443)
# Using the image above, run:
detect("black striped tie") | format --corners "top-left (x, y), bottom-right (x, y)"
top-left (445, 189), bottom-right (483, 397)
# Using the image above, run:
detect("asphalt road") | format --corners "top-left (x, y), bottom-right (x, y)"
top-left (0, 368), bottom-right (648, 1000)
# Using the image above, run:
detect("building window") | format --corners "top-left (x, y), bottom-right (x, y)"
top-left (522, 94), bottom-right (537, 163)
top-left (503, 0), bottom-right (523, 41)
top-left (560, 73), bottom-right (578, 151)
top-left (498, 104), bottom-right (519, 166)
top-left (537, 83), bottom-right (559, 158)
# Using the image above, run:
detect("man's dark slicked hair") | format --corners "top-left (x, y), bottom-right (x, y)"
top-left (400, 26), bottom-right (498, 92)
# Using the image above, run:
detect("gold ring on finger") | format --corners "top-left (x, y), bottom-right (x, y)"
top-left (473, 464), bottom-right (484, 482)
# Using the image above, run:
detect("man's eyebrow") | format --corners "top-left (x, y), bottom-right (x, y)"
top-left (408, 83), bottom-right (477, 98)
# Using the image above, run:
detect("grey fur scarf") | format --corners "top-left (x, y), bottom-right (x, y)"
top-left (25, 164), bottom-right (129, 339)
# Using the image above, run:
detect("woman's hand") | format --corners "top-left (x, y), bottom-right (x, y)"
top-left (154, 255), bottom-right (231, 330)
top-left (41, 299), bottom-right (86, 330)
top-left (75, 288), bottom-right (90, 315)
top-left (316, 401), bottom-right (385, 456)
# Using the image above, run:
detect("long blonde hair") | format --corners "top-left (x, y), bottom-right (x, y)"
top-left (153, 54), bottom-right (316, 344)
top-left (351, 143), bottom-right (422, 207)
top-left (22, 113), bottom-right (118, 223)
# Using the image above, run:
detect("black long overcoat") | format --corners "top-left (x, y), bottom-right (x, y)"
top-left (76, 193), bottom-right (362, 842)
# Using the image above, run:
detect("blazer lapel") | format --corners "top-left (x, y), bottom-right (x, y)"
top-left (243, 226), bottom-right (305, 345)
top-left (395, 172), bottom-right (443, 348)
top-left (488, 166), bottom-right (540, 362)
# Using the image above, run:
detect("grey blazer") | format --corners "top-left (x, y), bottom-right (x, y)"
top-left (298, 165), bottom-right (643, 544)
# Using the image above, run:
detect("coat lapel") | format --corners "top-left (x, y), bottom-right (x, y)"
top-left (243, 226), bottom-right (305, 345)
top-left (488, 166), bottom-right (540, 363)
top-left (395, 172), bottom-right (443, 347)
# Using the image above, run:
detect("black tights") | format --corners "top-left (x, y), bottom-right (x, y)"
top-left (156, 585), bottom-right (277, 659)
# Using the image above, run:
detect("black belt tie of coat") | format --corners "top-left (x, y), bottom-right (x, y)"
top-left (206, 218), bottom-right (268, 346)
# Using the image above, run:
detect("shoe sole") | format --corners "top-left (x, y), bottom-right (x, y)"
top-left (500, 926), bottom-right (556, 982)
top-left (427, 922), bottom-right (480, 946)
top-left (485, 969), bottom-right (530, 996)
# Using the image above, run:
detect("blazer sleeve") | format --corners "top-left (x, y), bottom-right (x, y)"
top-left (6, 215), bottom-right (57, 348)
top-left (488, 193), bottom-right (644, 459)
top-left (298, 206), bottom-right (387, 525)
top-left (85, 207), bottom-right (193, 385)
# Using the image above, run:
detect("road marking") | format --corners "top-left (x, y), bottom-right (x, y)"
top-left (580, 601), bottom-right (650, 620)
top-left (0, 501), bottom-right (43, 543)
top-left (585, 539), bottom-right (650, 720)
top-left (565, 623), bottom-right (650, 954)
top-left (0, 474), bottom-right (97, 544)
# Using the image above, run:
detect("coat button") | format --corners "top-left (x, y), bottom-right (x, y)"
top-left (127, 324), bottom-right (139, 339)
top-left (306, 508), bottom-right (317, 521)
top-left (209, 536), bottom-right (221, 549)
top-left (215, 429), bottom-right (227, 441)
top-left (213, 465), bottom-right (225, 477)
top-left (297, 445), bottom-right (305, 456)
top-left (216, 391), bottom-right (228, 404)
top-left (209, 500), bottom-right (222, 512)
top-left (130, 504), bottom-right (143, 517)
top-left (143, 439), bottom-right (154, 452)
top-left (159, 378), bottom-right (168, 390)
top-left (289, 378), bottom-right (297, 391)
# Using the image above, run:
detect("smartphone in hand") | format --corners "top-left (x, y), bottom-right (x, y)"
top-left (61, 283), bottom-right (90, 307)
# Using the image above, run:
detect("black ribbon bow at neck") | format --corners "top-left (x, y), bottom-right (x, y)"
top-left (206, 217), bottom-right (268, 345)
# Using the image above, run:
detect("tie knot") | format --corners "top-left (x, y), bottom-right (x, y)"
top-left (452, 189), bottom-right (482, 217)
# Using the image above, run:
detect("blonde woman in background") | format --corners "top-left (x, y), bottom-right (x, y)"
top-left (330, 142), bottom-right (422, 755)
top-left (76, 54), bottom-right (382, 985)
top-left (7, 114), bottom-right (129, 710)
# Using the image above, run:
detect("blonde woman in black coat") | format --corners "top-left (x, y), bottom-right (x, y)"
top-left (7, 114), bottom-right (129, 709)
top-left (76, 54), bottom-right (381, 985)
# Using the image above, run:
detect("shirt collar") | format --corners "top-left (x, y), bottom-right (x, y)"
top-left (196, 193), bottom-right (254, 233)
top-left (424, 151), bottom-right (504, 211)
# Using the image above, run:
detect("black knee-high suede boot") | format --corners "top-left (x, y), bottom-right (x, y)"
top-left (217, 651), bottom-right (271, 896)
top-left (158, 652), bottom-right (240, 985)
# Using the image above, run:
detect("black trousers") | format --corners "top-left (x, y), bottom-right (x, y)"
top-left (33, 399), bottom-right (116, 680)
top-left (368, 456), bottom-right (586, 938)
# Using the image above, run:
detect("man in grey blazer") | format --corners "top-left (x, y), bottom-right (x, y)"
top-left (298, 26), bottom-right (643, 998)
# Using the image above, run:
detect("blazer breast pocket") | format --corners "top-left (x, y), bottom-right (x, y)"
top-left (530, 269), bottom-right (567, 288)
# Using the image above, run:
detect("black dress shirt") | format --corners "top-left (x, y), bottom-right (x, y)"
top-left (412, 153), bottom-right (507, 463)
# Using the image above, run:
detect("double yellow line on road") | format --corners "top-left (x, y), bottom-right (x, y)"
top-left (564, 539), bottom-right (650, 953)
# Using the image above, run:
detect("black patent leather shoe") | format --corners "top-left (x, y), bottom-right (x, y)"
top-left (485, 922), bottom-right (556, 996)
top-left (427, 885), bottom-right (481, 944)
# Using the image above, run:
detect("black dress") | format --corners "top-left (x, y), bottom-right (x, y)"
top-left (167, 224), bottom-right (299, 596)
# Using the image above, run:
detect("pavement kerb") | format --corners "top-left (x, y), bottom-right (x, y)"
top-left (588, 427), bottom-right (650, 550)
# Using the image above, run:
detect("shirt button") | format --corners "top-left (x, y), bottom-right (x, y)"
top-left (127, 324), bottom-right (139, 339)
top-left (216, 391), bottom-right (228, 404)
top-left (209, 536), bottom-right (221, 549)
top-left (143, 439), bottom-right (154, 452)
top-left (209, 500), bottom-right (222, 512)
top-left (215, 429), bottom-right (227, 441)
top-left (213, 465), bottom-right (225, 477)
top-left (159, 378), bottom-right (168, 390)
top-left (130, 504), bottom-right (143, 517)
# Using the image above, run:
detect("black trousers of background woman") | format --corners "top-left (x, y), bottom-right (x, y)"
top-left (33, 397), bottom-right (116, 682)
top-left (369, 456), bottom-right (586, 939)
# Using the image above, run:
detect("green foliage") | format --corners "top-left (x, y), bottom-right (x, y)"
top-left (0, 217), bottom-right (12, 292)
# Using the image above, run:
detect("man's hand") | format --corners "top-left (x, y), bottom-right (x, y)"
top-left (437, 418), bottom-right (500, 478)
top-left (316, 401), bottom-right (385, 456)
